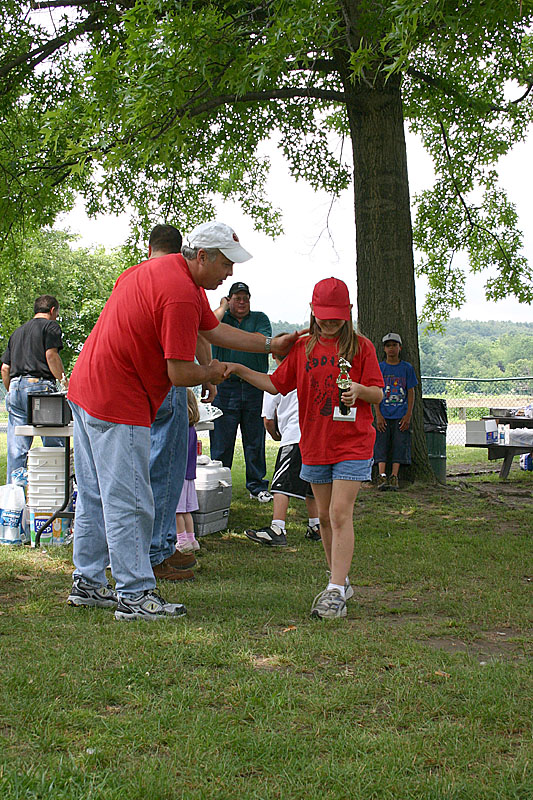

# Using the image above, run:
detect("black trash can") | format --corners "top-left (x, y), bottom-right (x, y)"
top-left (423, 398), bottom-right (448, 484)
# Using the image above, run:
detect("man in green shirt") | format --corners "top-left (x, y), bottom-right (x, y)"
top-left (210, 282), bottom-right (273, 501)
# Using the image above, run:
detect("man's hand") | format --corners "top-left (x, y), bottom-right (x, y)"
top-left (271, 329), bottom-right (309, 357)
top-left (399, 414), bottom-right (411, 432)
top-left (213, 296), bottom-right (230, 322)
top-left (200, 382), bottom-right (217, 403)
top-left (206, 359), bottom-right (228, 385)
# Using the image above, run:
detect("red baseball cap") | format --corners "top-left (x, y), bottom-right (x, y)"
top-left (311, 277), bottom-right (352, 321)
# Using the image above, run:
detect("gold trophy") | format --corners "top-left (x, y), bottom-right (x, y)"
top-left (334, 357), bottom-right (356, 421)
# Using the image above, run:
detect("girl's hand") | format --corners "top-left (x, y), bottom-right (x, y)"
top-left (341, 381), bottom-right (362, 407)
top-left (223, 363), bottom-right (240, 379)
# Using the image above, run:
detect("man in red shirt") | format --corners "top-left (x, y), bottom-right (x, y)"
top-left (67, 222), bottom-right (299, 621)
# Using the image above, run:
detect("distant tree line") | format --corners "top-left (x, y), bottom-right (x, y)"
top-left (1, 229), bottom-right (530, 382)
top-left (272, 319), bottom-right (533, 378)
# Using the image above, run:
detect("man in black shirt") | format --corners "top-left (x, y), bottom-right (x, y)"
top-left (1, 295), bottom-right (67, 480)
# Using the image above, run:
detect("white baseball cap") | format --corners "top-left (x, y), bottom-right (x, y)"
top-left (382, 332), bottom-right (402, 345)
top-left (186, 222), bottom-right (252, 263)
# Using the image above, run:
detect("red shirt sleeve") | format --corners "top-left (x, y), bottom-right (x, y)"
top-left (157, 302), bottom-right (202, 362)
top-left (270, 341), bottom-right (302, 395)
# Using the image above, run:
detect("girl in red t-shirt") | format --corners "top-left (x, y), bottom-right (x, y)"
top-left (224, 277), bottom-right (384, 619)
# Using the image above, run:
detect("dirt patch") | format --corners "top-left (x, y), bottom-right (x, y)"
top-left (416, 627), bottom-right (530, 662)
top-left (447, 464), bottom-right (500, 477)
top-left (251, 655), bottom-right (283, 672)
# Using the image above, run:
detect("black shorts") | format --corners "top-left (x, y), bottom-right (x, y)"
top-left (374, 420), bottom-right (412, 465)
top-left (271, 443), bottom-right (314, 500)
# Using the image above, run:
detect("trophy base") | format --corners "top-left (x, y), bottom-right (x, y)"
top-left (333, 406), bottom-right (357, 422)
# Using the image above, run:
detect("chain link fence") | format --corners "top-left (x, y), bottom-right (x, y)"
top-left (0, 378), bottom-right (531, 447)
top-left (421, 376), bottom-right (533, 445)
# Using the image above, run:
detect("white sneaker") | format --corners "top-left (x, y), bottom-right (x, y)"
top-left (250, 491), bottom-right (273, 503)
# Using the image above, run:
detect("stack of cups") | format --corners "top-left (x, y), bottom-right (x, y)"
top-left (26, 447), bottom-right (72, 546)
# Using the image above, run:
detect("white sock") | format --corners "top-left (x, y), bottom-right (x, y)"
top-left (327, 582), bottom-right (345, 598)
top-left (272, 519), bottom-right (286, 530)
top-left (308, 518), bottom-right (319, 527)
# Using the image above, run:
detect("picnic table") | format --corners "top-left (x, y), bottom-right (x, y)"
top-left (465, 414), bottom-right (533, 479)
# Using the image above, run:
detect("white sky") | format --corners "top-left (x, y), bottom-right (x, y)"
top-left (59, 130), bottom-right (533, 326)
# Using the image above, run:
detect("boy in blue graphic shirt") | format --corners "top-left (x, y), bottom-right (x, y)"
top-left (373, 333), bottom-right (418, 491)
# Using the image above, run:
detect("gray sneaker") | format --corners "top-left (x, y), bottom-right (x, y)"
top-left (115, 590), bottom-right (187, 621)
top-left (344, 578), bottom-right (354, 601)
top-left (326, 571), bottom-right (354, 601)
top-left (377, 474), bottom-right (388, 491)
top-left (67, 577), bottom-right (117, 608)
top-left (388, 475), bottom-right (399, 491)
top-left (310, 588), bottom-right (347, 619)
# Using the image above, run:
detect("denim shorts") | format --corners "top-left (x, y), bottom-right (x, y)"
top-left (374, 421), bottom-right (412, 465)
top-left (300, 459), bottom-right (373, 484)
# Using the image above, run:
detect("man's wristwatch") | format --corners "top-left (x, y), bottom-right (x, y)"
top-left (264, 336), bottom-right (272, 353)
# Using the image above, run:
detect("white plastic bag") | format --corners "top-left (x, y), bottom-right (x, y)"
top-left (0, 484), bottom-right (26, 545)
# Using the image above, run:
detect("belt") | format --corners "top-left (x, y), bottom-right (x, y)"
top-left (13, 376), bottom-right (50, 382)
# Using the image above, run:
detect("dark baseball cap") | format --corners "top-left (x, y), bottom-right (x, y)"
top-left (228, 282), bottom-right (250, 297)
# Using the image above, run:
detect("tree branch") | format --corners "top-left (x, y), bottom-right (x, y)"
top-left (287, 58), bottom-right (338, 74)
top-left (187, 87), bottom-right (345, 116)
top-left (0, 10), bottom-right (105, 83)
top-left (438, 116), bottom-right (513, 269)
top-left (408, 66), bottom-right (533, 112)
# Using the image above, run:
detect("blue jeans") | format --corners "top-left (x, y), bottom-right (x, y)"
top-left (70, 402), bottom-right (155, 597)
top-left (149, 386), bottom-right (188, 566)
top-left (210, 379), bottom-right (268, 495)
top-left (6, 376), bottom-right (64, 481)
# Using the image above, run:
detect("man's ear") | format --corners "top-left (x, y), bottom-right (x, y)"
top-left (148, 245), bottom-right (152, 258)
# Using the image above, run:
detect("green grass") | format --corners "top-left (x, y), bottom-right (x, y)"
top-left (0, 440), bottom-right (532, 799)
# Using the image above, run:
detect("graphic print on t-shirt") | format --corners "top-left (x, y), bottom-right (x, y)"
top-left (383, 376), bottom-right (406, 407)
top-left (305, 354), bottom-right (341, 419)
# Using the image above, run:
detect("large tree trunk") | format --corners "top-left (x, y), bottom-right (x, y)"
top-left (335, 48), bottom-right (433, 481)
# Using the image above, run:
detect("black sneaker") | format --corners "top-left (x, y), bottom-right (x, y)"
top-left (305, 523), bottom-right (321, 541)
top-left (114, 590), bottom-right (187, 621)
top-left (249, 491), bottom-right (273, 503)
top-left (67, 577), bottom-right (117, 608)
top-left (245, 524), bottom-right (287, 547)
